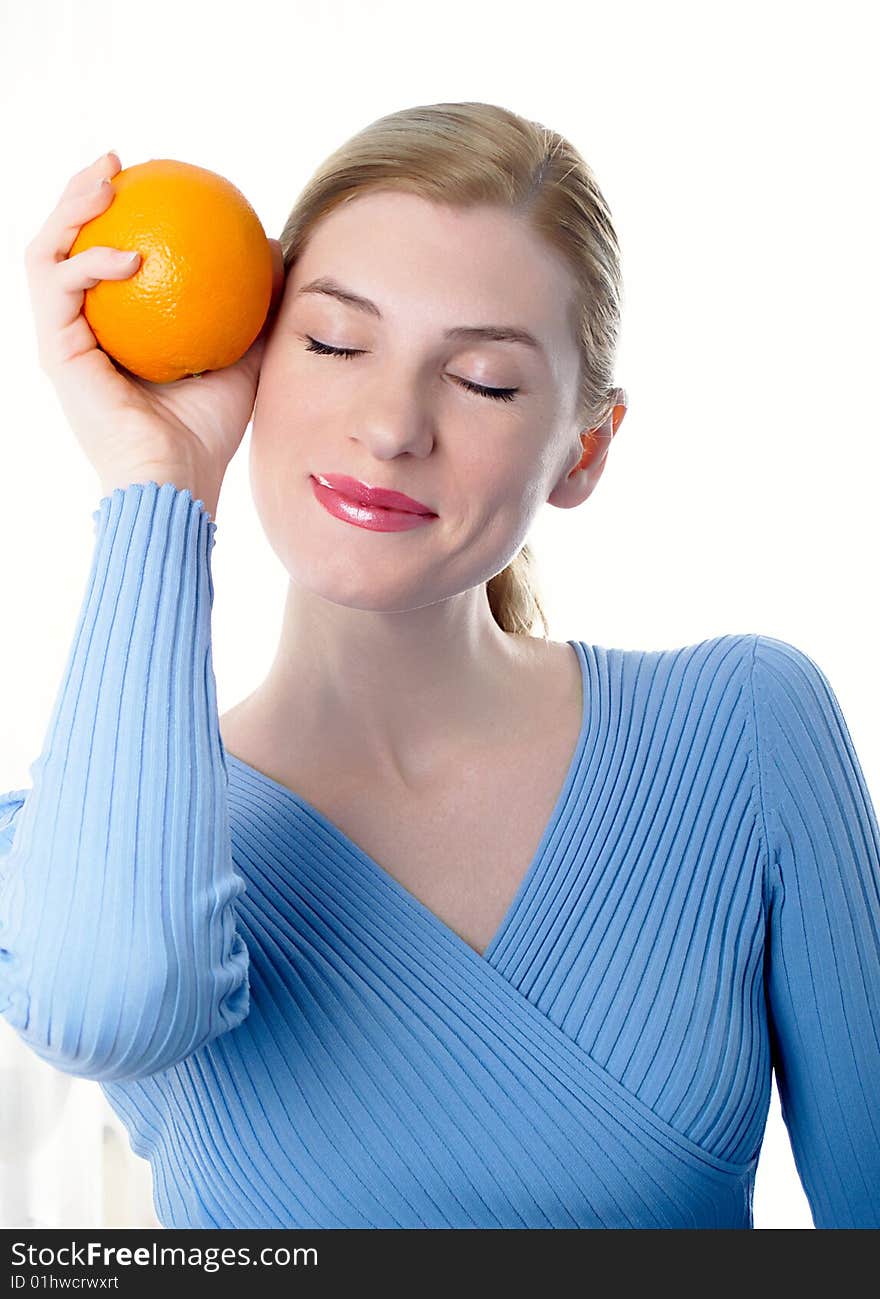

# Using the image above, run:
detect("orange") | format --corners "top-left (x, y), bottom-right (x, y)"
top-left (69, 158), bottom-right (274, 384)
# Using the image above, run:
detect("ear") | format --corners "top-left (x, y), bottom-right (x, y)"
top-left (547, 390), bottom-right (628, 509)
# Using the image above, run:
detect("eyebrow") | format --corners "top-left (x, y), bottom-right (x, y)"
top-left (295, 276), bottom-right (545, 355)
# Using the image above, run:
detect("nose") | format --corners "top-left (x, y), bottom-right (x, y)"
top-left (351, 385), bottom-right (436, 461)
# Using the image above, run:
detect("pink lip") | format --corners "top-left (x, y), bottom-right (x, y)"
top-left (310, 476), bottom-right (438, 533)
top-left (312, 473), bottom-right (435, 515)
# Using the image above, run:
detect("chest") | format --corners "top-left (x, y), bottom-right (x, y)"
top-left (222, 711), bottom-right (582, 959)
top-left (296, 738), bottom-right (578, 957)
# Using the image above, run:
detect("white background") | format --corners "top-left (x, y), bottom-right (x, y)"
top-left (0, 0), bottom-right (877, 1229)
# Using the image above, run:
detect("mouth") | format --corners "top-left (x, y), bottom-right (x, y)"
top-left (311, 473), bottom-right (436, 516)
top-left (310, 475), bottom-right (438, 534)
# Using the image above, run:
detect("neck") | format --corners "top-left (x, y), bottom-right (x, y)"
top-left (250, 578), bottom-right (544, 787)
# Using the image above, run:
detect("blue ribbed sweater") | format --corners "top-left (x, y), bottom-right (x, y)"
top-left (1, 481), bottom-right (878, 1229)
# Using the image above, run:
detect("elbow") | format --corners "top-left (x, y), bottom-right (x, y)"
top-left (1, 936), bottom-right (251, 1083)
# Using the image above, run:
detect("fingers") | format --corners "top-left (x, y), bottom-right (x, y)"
top-left (49, 150), bottom-right (121, 241)
top-left (29, 247), bottom-right (140, 373)
top-left (59, 150), bottom-right (120, 202)
top-left (30, 151), bottom-right (122, 266)
top-left (23, 152), bottom-right (140, 373)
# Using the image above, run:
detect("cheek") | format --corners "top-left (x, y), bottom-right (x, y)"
top-left (463, 439), bottom-right (546, 523)
top-left (443, 453), bottom-right (544, 577)
top-left (248, 421), bottom-right (302, 555)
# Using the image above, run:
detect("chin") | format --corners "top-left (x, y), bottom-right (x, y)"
top-left (280, 549), bottom-right (445, 613)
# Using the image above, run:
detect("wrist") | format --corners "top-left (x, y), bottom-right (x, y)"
top-left (99, 465), bottom-right (222, 522)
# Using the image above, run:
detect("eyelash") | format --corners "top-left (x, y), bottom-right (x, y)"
top-left (303, 336), bottom-right (519, 403)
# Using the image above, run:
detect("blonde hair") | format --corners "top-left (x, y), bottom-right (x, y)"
top-left (278, 101), bottom-right (623, 638)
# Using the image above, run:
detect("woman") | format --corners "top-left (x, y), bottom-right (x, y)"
top-left (1, 102), bottom-right (878, 1229)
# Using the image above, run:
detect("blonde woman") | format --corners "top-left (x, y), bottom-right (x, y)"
top-left (2, 102), bottom-right (878, 1229)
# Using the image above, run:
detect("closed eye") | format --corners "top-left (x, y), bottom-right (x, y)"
top-left (302, 336), bottom-right (519, 403)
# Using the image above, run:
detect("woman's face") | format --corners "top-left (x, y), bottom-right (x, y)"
top-left (251, 190), bottom-right (604, 613)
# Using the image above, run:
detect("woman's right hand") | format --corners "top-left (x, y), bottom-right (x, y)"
top-left (24, 150), bottom-right (286, 518)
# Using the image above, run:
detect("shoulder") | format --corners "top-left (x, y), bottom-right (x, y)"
top-left (746, 635), bottom-right (847, 739)
top-left (567, 635), bottom-right (758, 742)
top-left (575, 633), bottom-right (850, 751)
top-left (579, 632), bottom-right (829, 681)
top-left (749, 633), bottom-right (835, 697)
top-left (572, 631), bottom-right (841, 714)
top-left (747, 636), bottom-right (855, 766)
top-left (575, 631), bottom-right (755, 661)
top-left (574, 632), bottom-right (757, 686)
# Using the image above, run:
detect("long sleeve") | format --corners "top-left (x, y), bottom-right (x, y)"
top-left (750, 633), bottom-right (880, 1227)
top-left (0, 480), bottom-right (250, 1083)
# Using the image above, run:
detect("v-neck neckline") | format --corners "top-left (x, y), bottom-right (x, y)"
top-left (224, 638), bottom-right (590, 967)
